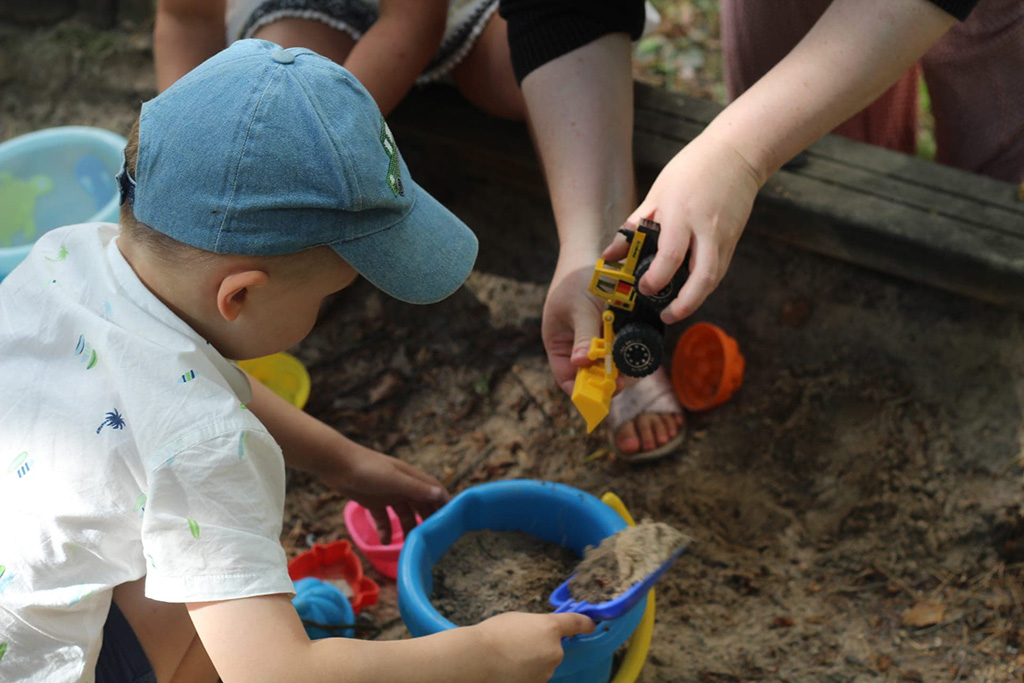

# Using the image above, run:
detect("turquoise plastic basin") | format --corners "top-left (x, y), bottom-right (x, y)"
top-left (0, 126), bottom-right (126, 279)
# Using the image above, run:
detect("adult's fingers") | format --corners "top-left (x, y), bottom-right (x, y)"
top-left (543, 323), bottom-right (580, 396)
top-left (557, 300), bottom-right (607, 394)
top-left (543, 303), bottom-right (604, 396)
top-left (549, 350), bottom-right (578, 397)
top-left (571, 304), bottom-right (601, 362)
top-left (661, 236), bottom-right (719, 324)
top-left (605, 204), bottom-right (654, 261)
top-left (638, 221), bottom-right (692, 299)
top-left (601, 227), bottom-right (632, 261)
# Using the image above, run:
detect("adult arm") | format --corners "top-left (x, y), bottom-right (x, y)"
top-left (501, 0), bottom-right (646, 394)
top-left (343, 0), bottom-right (448, 115)
top-left (521, 33), bottom-right (637, 395)
top-left (631, 0), bottom-right (958, 323)
top-left (154, 0), bottom-right (227, 92)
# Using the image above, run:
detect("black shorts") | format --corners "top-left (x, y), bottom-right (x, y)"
top-left (499, 0), bottom-right (646, 82)
top-left (95, 602), bottom-right (157, 683)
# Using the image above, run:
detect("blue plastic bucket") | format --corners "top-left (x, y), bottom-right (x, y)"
top-left (0, 126), bottom-right (126, 279)
top-left (398, 480), bottom-right (646, 683)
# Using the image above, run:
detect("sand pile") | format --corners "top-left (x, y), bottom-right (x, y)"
top-left (568, 521), bottom-right (690, 604)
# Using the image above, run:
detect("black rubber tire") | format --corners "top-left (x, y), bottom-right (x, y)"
top-left (634, 255), bottom-right (687, 311)
top-left (612, 323), bottom-right (663, 378)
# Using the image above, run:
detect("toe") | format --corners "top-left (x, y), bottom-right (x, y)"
top-left (648, 415), bottom-right (669, 446)
top-left (615, 419), bottom-right (641, 455)
top-left (636, 415), bottom-right (658, 451)
top-left (661, 413), bottom-right (680, 440)
top-left (619, 412), bottom-right (685, 457)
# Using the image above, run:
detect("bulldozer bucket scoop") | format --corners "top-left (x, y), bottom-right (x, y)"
top-left (571, 364), bottom-right (617, 433)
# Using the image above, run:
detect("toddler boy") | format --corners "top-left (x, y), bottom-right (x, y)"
top-left (0, 39), bottom-right (591, 683)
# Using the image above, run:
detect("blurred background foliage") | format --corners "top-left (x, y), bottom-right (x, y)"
top-left (633, 0), bottom-right (937, 160)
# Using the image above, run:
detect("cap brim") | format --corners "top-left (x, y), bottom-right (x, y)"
top-left (330, 182), bottom-right (478, 304)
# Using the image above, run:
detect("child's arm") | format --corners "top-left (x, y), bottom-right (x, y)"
top-left (244, 373), bottom-right (447, 542)
top-left (187, 593), bottom-right (594, 683)
top-left (154, 0), bottom-right (227, 92)
top-left (342, 0), bottom-right (448, 115)
top-left (626, 0), bottom-right (957, 323)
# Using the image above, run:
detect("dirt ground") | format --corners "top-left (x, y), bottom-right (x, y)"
top-left (4, 16), bottom-right (1024, 683)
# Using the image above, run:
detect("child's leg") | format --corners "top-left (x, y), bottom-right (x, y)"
top-left (920, 0), bottom-right (1024, 182)
top-left (720, 0), bottom-right (919, 155)
top-left (250, 18), bottom-right (357, 66)
top-left (109, 577), bottom-right (218, 683)
top-left (452, 12), bottom-right (525, 120)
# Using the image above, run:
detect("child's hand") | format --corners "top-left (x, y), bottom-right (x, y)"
top-left (471, 612), bottom-right (596, 682)
top-left (324, 443), bottom-right (449, 544)
top-left (610, 131), bottom-right (761, 325)
top-left (244, 376), bottom-right (448, 544)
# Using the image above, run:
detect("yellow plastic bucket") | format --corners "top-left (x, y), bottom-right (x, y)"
top-left (238, 352), bottom-right (311, 410)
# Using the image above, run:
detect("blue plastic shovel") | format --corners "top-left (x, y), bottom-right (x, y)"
top-left (549, 545), bottom-right (687, 621)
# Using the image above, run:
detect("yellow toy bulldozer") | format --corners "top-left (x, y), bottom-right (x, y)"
top-left (571, 218), bottom-right (688, 432)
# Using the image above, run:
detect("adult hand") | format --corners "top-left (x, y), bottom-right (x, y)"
top-left (542, 259), bottom-right (607, 396)
top-left (472, 612), bottom-right (596, 682)
top-left (610, 131), bottom-right (761, 325)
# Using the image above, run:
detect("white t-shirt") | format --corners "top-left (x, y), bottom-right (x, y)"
top-left (0, 224), bottom-right (295, 682)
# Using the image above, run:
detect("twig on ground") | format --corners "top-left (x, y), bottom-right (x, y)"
top-left (507, 367), bottom-right (557, 428)
top-left (445, 445), bottom-right (497, 491)
top-left (909, 613), bottom-right (964, 637)
top-left (873, 564), bottom-right (922, 601)
top-left (973, 627), bottom-right (1008, 653)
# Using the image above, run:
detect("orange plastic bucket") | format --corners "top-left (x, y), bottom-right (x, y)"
top-left (671, 323), bottom-right (744, 411)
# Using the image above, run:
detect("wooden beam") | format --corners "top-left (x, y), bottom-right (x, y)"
top-left (389, 81), bottom-right (1024, 309)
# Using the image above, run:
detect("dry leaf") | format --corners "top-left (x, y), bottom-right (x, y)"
top-left (901, 601), bottom-right (945, 627)
top-left (368, 372), bottom-right (403, 404)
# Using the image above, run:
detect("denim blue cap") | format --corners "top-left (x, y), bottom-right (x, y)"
top-left (128, 39), bottom-right (477, 304)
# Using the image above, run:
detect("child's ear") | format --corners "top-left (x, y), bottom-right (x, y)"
top-left (217, 269), bottom-right (269, 322)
